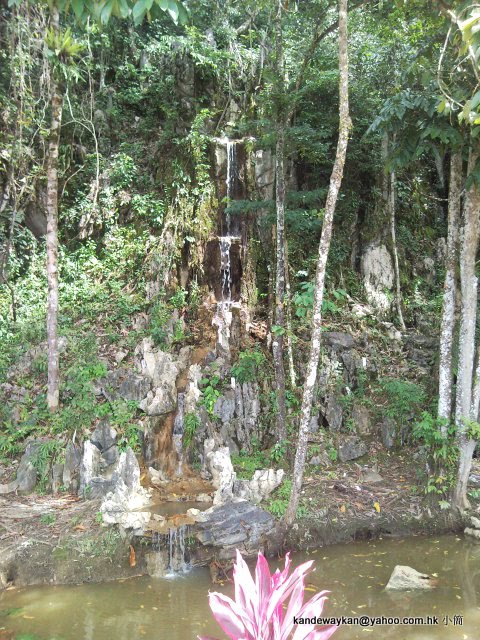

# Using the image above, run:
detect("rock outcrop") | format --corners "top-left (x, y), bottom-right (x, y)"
top-left (385, 565), bottom-right (436, 591)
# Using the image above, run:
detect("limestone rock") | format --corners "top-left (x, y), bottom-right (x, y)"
top-left (385, 566), bottom-right (436, 591)
top-left (91, 419), bottom-right (118, 467)
top-left (470, 515), bottom-right (480, 529)
top-left (140, 386), bottom-right (177, 416)
top-left (79, 441), bottom-right (101, 498)
top-left (323, 332), bottom-right (355, 350)
top-left (325, 393), bottom-right (343, 431)
top-left (338, 436), bottom-right (368, 462)
top-left (183, 364), bottom-right (202, 415)
top-left (352, 404), bottom-right (373, 436)
top-left (16, 441), bottom-right (44, 494)
top-left (359, 467), bottom-right (383, 484)
top-left (100, 448), bottom-right (151, 534)
top-left (101, 369), bottom-right (150, 404)
top-left (248, 469), bottom-right (285, 502)
top-left (62, 441), bottom-right (82, 493)
top-left (206, 446), bottom-right (236, 505)
top-left (309, 452), bottom-right (331, 467)
top-left (51, 463), bottom-right (64, 493)
top-left (214, 391), bottom-right (236, 425)
top-left (234, 381), bottom-right (261, 451)
top-left (194, 501), bottom-right (275, 553)
top-left (380, 417), bottom-right (396, 449)
top-left (361, 244), bottom-right (394, 313)
top-left (465, 527), bottom-right (480, 540)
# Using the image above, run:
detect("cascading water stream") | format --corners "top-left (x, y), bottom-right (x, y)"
top-left (214, 139), bottom-right (241, 352)
top-left (172, 392), bottom-right (185, 477)
top-left (150, 525), bottom-right (190, 575)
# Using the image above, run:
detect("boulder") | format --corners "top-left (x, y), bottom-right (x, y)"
top-left (338, 436), bottom-right (368, 462)
top-left (16, 441), bottom-right (45, 494)
top-left (193, 501), bottom-right (275, 554)
top-left (323, 332), bottom-right (355, 350)
top-left (385, 566), bottom-right (436, 591)
top-left (359, 467), bottom-right (384, 484)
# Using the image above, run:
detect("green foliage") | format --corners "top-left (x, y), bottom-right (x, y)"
top-left (231, 449), bottom-right (269, 480)
top-left (269, 440), bottom-right (289, 464)
top-left (379, 378), bottom-right (425, 423)
top-left (183, 412), bottom-right (200, 448)
top-left (40, 513), bottom-right (56, 526)
top-left (266, 479), bottom-right (307, 519)
top-left (231, 348), bottom-right (266, 384)
top-left (199, 375), bottom-right (221, 416)
top-left (293, 282), bottom-right (348, 319)
top-left (413, 411), bottom-right (458, 495)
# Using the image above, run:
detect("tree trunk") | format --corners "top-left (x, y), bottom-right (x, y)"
top-left (46, 5), bottom-right (63, 412)
top-left (285, 0), bottom-right (351, 524)
top-left (272, 0), bottom-right (287, 442)
top-left (285, 239), bottom-right (297, 387)
top-left (452, 144), bottom-right (480, 511)
top-left (438, 151), bottom-right (462, 427)
top-left (389, 168), bottom-right (406, 330)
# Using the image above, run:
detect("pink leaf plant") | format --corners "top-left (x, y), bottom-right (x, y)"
top-left (198, 550), bottom-right (338, 640)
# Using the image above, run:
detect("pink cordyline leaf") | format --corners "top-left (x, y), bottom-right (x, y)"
top-left (208, 592), bottom-right (252, 640)
top-left (198, 550), bottom-right (338, 640)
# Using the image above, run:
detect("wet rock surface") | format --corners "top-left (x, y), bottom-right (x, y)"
top-left (193, 501), bottom-right (275, 555)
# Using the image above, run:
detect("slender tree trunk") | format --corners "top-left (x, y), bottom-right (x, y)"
top-left (389, 167), bottom-right (406, 330)
top-left (285, 239), bottom-right (296, 387)
top-left (438, 151), bottom-right (462, 427)
top-left (46, 5), bottom-right (63, 412)
top-left (452, 144), bottom-right (480, 511)
top-left (285, 0), bottom-right (351, 524)
top-left (272, 0), bottom-right (287, 442)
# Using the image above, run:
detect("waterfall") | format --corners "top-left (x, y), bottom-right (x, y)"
top-left (150, 526), bottom-right (189, 576)
top-left (213, 139), bottom-right (241, 352)
top-left (172, 392), bottom-right (185, 477)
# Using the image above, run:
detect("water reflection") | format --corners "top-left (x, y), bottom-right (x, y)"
top-left (2, 535), bottom-right (480, 639)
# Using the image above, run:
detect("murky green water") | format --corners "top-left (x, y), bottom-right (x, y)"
top-left (1, 534), bottom-right (480, 639)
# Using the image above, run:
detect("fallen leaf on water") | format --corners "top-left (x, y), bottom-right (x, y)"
top-left (22, 615), bottom-right (35, 619)
top-left (129, 544), bottom-right (136, 567)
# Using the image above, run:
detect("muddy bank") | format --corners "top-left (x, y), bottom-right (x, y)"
top-left (0, 492), bottom-right (467, 590)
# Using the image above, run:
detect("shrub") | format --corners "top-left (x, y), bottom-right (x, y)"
top-left (231, 348), bottom-right (266, 384)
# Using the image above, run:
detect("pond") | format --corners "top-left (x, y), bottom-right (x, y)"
top-left (1, 534), bottom-right (479, 639)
